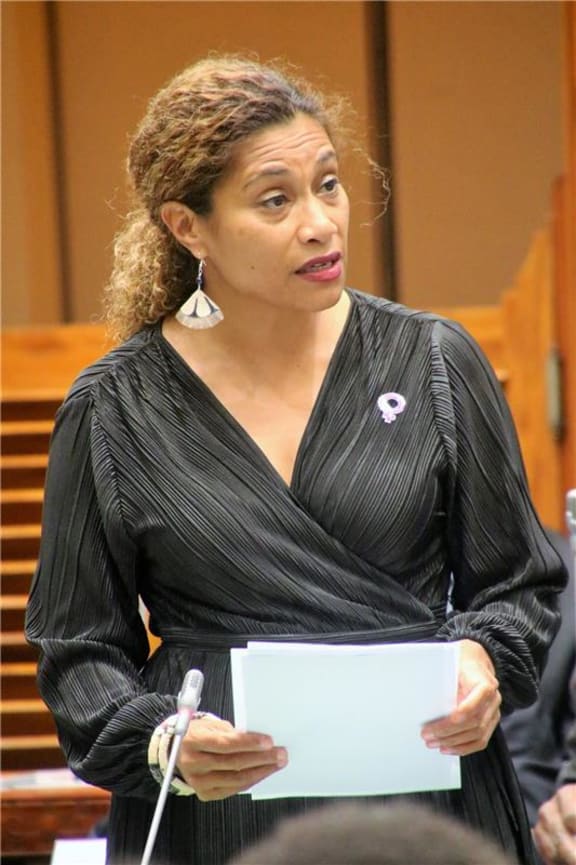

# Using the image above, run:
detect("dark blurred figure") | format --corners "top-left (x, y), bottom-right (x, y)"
top-left (502, 529), bottom-right (575, 864)
top-left (227, 802), bottom-right (516, 865)
top-left (532, 665), bottom-right (576, 865)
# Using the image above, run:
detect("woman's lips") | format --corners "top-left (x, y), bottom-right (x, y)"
top-left (295, 253), bottom-right (343, 282)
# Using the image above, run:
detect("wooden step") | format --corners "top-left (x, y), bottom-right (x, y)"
top-left (1, 663), bottom-right (40, 699)
top-left (1, 456), bottom-right (47, 490)
top-left (1, 421), bottom-right (53, 455)
top-left (1, 490), bottom-right (44, 525)
top-left (1, 595), bottom-right (28, 632)
top-left (1, 560), bottom-right (37, 594)
top-left (0, 525), bottom-right (42, 559)
top-left (1, 700), bottom-right (56, 737)
top-left (1, 393), bottom-right (63, 423)
top-left (0, 735), bottom-right (65, 771)
top-left (0, 632), bottom-right (37, 663)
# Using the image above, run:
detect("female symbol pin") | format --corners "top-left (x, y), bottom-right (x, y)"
top-left (377, 392), bottom-right (406, 424)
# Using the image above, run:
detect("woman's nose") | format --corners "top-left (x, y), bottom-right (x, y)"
top-left (297, 199), bottom-right (337, 244)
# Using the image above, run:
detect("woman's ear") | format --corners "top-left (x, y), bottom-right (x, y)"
top-left (159, 202), bottom-right (207, 259)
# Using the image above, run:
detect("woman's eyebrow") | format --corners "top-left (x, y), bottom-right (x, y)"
top-left (242, 149), bottom-right (337, 190)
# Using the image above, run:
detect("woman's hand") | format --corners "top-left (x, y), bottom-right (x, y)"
top-left (177, 714), bottom-right (288, 801)
top-left (533, 784), bottom-right (576, 865)
top-left (421, 639), bottom-right (501, 756)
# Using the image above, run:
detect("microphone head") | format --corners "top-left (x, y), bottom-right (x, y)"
top-left (178, 669), bottom-right (204, 711)
top-left (567, 489), bottom-right (576, 536)
top-left (181, 669), bottom-right (204, 692)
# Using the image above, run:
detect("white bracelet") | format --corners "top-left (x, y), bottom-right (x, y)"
top-left (147, 713), bottom-right (203, 796)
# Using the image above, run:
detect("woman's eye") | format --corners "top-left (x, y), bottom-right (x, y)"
top-left (261, 194), bottom-right (287, 209)
top-left (321, 176), bottom-right (339, 194)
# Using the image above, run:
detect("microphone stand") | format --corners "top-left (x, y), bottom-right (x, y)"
top-left (140, 729), bottom-right (187, 865)
top-left (140, 670), bottom-right (204, 865)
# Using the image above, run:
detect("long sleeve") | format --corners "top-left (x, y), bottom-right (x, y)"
top-left (431, 319), bottom-right (567, 712)
top-left (25, 391), bottom-right (177, 798)
top-left (558, 666), bottom-right (576, 785)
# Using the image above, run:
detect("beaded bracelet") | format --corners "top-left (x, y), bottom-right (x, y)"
top-left (147, 712), bottom-right (209, 796)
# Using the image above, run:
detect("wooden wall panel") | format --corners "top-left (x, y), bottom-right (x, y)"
top-left (2, 2), bottom-right (567, 327)
top-left (557, 2), bottom-right (576, 490)
top-left (1, 1), bottom-right (62, 326)
top-left (387, 1), bottom-right (564, 309)
top-left (53, 1), bottom-right (385, 322)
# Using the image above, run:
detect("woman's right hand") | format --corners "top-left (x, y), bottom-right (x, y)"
top-left (177, 715), bottom-right (288, 801)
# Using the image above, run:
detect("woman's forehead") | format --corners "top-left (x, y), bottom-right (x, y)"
top-left (228, 115), bottom-right (337, 182)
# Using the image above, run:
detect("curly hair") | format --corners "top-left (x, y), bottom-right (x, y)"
top-left (104, 56), bottom-right (351, 342)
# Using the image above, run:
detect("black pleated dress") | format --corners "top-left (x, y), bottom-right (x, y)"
top-left (26, 290), bottom-right (567, 865)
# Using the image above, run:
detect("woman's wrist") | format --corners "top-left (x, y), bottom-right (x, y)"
top-left (147, 713), bottom-right (206, 796)
top-left (458, 638), bottom-right (497, 677)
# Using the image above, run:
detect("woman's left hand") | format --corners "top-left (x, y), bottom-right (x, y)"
top-left (421, 639), bottom-right (502, 756)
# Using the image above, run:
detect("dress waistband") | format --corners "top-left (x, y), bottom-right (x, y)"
top-left (159, 608), bottom-right (447, 652)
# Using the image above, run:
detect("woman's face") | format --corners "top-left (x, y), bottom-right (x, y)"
top-left (194, 113), bottom-right (350, 313)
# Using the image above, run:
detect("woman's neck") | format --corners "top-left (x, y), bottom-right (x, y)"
top-left (165, 290), bottom-right (351, 377)
top-left (222, 291), bottom-right (348, 356)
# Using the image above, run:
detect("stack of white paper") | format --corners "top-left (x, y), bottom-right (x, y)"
top-left (51, 838), bottom-right (106, 865)
top-left (231, 641), bottom-right (461, 800)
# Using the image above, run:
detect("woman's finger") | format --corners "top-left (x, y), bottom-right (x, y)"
top-left (183, 721), bottom-right (276, 754)
top-left (455, 677), bottom-right (501, 717)
top-left (422, 691), bottom-right (500, 743)
top-left (422, 676), bottom-right (500, 739)
top-left (176, 717), bottom-right (287, 789)
top-left (193, 763), bottom-right (285, 802)
top-left (424, 705), bottom-right (501, 755)
top-left (181, 745), bottom-right (287, 776)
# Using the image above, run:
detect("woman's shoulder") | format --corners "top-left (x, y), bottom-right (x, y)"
top-left (64, 327), bottom-right (157, 406)
top-left (349, 289), bottom-right (487, 369)
top-left (349, 288), bottom-right (463, 334)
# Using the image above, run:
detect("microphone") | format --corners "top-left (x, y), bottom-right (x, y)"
top-left (567, 489), bottom-right (576, 547)
top-left (140, 668), bottom-right (204, 865)
top-left (174, 669), bottom-right (204, 735)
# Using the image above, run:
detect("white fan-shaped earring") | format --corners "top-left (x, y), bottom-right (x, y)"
top-left (175, 259), bottom-right (223, 329)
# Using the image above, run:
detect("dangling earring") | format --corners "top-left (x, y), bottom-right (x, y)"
top-left (175, 259), bottom-right (223, 329)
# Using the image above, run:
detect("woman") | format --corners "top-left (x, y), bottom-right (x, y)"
top-left (26, 56), bottom-right (566, 865)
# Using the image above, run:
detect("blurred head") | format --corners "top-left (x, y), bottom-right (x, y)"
top-left (106, 56), bottom-right (351, 340)
top-left (228, 802), bottom-right (517, 865)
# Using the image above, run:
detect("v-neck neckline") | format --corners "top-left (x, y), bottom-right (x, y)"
top-left (155, 290), bottom-right (358, 493)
